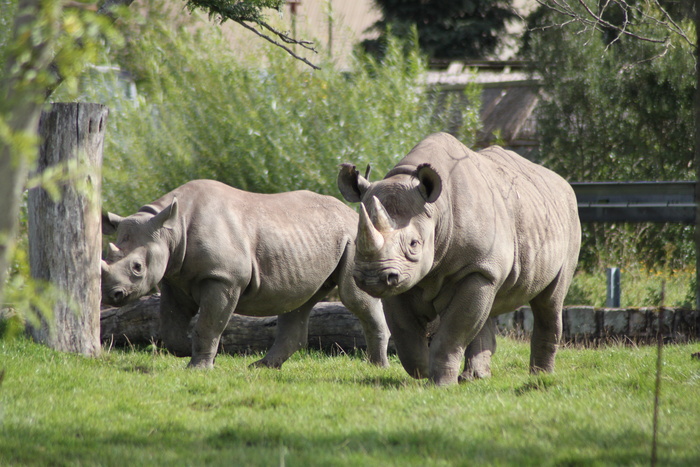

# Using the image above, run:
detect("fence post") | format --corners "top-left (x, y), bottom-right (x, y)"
top-left (606, 267), bottom-right (621, 308)
top-left (26, 103), bottom-right (108, 356)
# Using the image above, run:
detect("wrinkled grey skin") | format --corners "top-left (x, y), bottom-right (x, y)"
top-left (338, 133), bottom-right (581, 386)
top-left (101, 180), bottom-right (389, 369)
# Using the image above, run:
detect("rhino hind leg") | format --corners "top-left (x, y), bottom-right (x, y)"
top-left (250, 305), bottom-right (314, 369)
top-left (337, 280), bottom-right (390, 368)
top-left (333, 244), bottom-right (390, 367)
top-left (459, 317), bottom-right (497, 382)
top-left (528, 270), bottom-right (569, 374)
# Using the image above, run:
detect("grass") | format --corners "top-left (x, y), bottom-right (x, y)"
top-left (1, 337), bottom-right (699, 465)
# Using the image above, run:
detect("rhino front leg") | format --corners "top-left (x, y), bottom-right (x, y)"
top-left (460, 317), bottom-right (497, 381)
top-left (250, 306), bottom-right (312, 369)
top-left (429, 274), bottom-right (497, 386)
top-left (383, 292), bottom-right (433, 378)
top-left (159, 282), bottom-right (198, 357)
top-left (188, 280), bottom-right (240, 369)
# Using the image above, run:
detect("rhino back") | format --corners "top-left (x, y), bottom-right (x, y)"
top-left (396, 133), bottom-right (580, 309)
top-left (152, 180), bottom-right (358, 314)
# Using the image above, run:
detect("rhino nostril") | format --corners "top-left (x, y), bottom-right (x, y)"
top-left (385, 272), bottom-right (399, 287)
top-left (112, 290), bottom-right (125, 302)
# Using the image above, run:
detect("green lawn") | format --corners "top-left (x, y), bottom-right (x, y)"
top-left (0, 337), bottom-right (698, 466)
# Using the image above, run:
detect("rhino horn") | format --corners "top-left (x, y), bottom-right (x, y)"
top-left (108, 243), bottom-right (120, 254)
top-left (101, 259), bottom-right (110, 274)
top-left (371, 196), bottom-right (395, 233)
top-left (357, 203), bottom-right (384, 253)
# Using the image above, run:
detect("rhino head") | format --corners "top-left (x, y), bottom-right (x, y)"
top-left (100, 198), bottom-right (178, 306)
top-left (338, 163), bottom-right (442, 298)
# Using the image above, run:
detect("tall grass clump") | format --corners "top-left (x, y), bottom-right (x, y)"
top-left (73, 1), bottom-right (480, 215)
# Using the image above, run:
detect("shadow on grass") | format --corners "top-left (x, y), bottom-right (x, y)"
top-left (0, 421), bottom-right (665, 465)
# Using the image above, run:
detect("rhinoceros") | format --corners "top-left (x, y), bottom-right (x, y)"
top-left (338, 133), bottom-right (581, 386)
top-left (101, 180), bottom-right (390, 369)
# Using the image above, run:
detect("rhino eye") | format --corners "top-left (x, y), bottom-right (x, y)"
top-left (409, 239), bottom-right (420, 248)
top-left (131, 261), bottom-right (144, 276)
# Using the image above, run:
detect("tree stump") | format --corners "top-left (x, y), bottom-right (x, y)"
top-left (27, 103), bottom-right (108, 356)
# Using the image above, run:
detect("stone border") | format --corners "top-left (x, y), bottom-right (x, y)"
top-left (496, 306), bottom-right (700, 344)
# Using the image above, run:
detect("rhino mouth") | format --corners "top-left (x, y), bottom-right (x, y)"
top-left (353, 267), bottom-right (407, 298)
top-left (101, 286), bottom-right (135, 307)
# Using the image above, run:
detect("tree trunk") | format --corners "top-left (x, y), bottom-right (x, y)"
top-left (26, 103), bottom-right (108, 356)
top-left (695, 5), bottom-right (700, 311)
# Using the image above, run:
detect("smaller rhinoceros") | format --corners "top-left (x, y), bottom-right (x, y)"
top-left (101, 180), bottom-right (390, 369)
top-left (338, 133), bottom-right (581, 386)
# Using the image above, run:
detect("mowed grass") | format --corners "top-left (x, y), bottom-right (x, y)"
top-left (0, 337), bottom-right (699, 466)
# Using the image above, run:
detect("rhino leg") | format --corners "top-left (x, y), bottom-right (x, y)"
top-left (338, 283), bottom-right (390, 368)
top-left (429, 274), bottom-right (497, 386)
top-left (250, 306), bottom-right (313, 369)
top-left (159, 282), bottom-right (198, 357)
top-left (528, 271), bottom-right (567, 374)
top-left (460, 317), bottom-right (497, 381)
top-left (188, 280), bottom-right (240, 369)
top-left (383, 292), bottom-right (432, 378)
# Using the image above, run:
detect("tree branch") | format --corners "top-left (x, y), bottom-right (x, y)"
top-left (535, 0), bottom-right (694, 48)
top-left (183, 0), bottom-right (320, 69)
top-left (234, 19), bottom-right (319, 69)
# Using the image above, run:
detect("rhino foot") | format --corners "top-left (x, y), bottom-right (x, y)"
top-left (458, 367), bottom-right (492, 383)
top-left (186, 358), bottom-right (215, 370)
top-left (249, 358), bottom-right (283, 369)
top-left (459, 351), bottom-right (493, 382)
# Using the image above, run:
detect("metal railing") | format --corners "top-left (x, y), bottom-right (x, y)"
top-left (570, 181), bottom-right (696, 224)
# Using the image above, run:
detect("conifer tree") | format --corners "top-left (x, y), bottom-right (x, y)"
top-left (362, 0), bottom-right (518, 60)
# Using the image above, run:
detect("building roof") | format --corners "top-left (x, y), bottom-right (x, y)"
top-left (425, 61), bottom-right (541, 153)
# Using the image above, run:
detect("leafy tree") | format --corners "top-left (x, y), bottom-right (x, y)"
top-left (522, 3), bottom-right (696, 270)
top-left (361, 0), bottom-right (519, 60)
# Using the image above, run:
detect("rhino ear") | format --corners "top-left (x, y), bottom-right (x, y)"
top-left (102, 212), bottom-right (124, 235)
top-left (416, 164), bottom-right (442, 203)
top-left (151, 197), bottom-right (179, 231)
top-left (338, 163), bottom-right (370, 203)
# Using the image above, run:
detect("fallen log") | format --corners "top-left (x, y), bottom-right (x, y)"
top-left (100, 295), bottom-right (378, 354)
top-left (101, 295), bottom-right (700, 356)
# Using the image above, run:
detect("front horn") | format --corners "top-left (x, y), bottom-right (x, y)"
top-left (357, 203), bottom-right (384, 253)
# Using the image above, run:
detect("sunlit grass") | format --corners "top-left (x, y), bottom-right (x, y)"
top-left (1, 337), bottom-right (698, 465)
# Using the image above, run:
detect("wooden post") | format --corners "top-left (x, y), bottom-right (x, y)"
top-left (27, 103), bottom-right (108, 356)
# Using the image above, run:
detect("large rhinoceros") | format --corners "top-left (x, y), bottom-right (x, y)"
top-left (337, 133), bottom-right (581, 386)
top-left (101, 180), bottom-right (390, 369)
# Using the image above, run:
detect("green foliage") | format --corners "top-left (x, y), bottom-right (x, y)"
top-left (73, 2), bottom-right (479, 215)
top-left (0, 0), bottom-right (17, 78)
top-left (183, 0), bottom-right (284, 23)
top-left (566, 266), bottom-right (695, 308)
top-left (0, 0), bottom-right (122, 312)
top-left (362, 0), bottom-right (519, 61)
top-left (522, 3), bottom-right (696, 271)
top-left (0, 337), bottom-right (698, 464)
